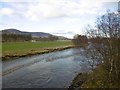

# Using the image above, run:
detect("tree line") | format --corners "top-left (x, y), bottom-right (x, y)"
top-left (2, 33), bottom-right (60, 42)
top-left (2, 33), bottom-right (32, 42)
top-left (32, 35), bottom-right (59, 41)
top-left (72, 34), bottom-right (88, 46)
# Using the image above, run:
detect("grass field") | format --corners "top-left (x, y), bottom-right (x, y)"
top-left (2, 40), bottom-right (73, 58)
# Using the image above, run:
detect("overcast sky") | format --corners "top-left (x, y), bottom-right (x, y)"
top-left (0, 0), bottom-right (119, 38)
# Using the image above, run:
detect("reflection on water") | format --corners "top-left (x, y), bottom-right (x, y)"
top-left (3, 48), bottom-right (92, 88)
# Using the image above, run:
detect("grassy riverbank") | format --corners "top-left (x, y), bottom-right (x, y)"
top-left (2, 40), bottom-right (74, 60)
top-left (69, 63), bottom-right (120, 89)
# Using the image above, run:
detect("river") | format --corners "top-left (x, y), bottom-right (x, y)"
top-left (2, 48), bottom-right (93, 88)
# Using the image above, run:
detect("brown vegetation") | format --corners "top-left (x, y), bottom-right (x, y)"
top-left (71, 11), bottom-right (120, 88)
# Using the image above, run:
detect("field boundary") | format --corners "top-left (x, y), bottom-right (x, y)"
top-left (2, 45), bottom-right (75, 60)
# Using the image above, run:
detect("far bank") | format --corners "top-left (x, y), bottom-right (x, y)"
top-left (2, 40), bottom-right (75, 60)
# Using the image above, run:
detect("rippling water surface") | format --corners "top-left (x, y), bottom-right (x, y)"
top-left (3, 48), bottom-right (92, 88)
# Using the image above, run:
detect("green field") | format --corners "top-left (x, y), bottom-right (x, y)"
top-left (2, 40), bottom-right (73, 57)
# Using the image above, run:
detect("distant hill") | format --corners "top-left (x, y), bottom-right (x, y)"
top-left (57, 36), bottom-right (70, 40)
top-left (1, 29), bottom-right (52, 38)
top-left (1, 29), bottom-right (69, 40)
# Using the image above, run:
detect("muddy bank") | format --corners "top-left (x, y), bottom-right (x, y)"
top-left (2, 45), bottom-right (76, 60)
top-left (69, 73), bottom-right (88, 89)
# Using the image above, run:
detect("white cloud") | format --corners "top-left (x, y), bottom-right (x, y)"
top-left (0, 0), bottom-right (119, 38)
top-left (25, 0), bottom-right (119, 21)
top-left (0, 0), bottom-right (33, 2)
top-left (0, 8), bottom-right (13, 15)
top-left (63, 17), bottom-right (82, 24)
top-left (1, 0), bottom-right (119, 21)
top-left (25, 0), bottom-right (95, 21)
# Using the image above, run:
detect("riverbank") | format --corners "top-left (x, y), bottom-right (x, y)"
top-left (69, 73), bottom-right (88, 89)
top-left (2, 41), bottom-right (74, 60)
top-left (69, 63), bottom-right (120, 88)
top-left (2, 45), bottom-right (76, 60)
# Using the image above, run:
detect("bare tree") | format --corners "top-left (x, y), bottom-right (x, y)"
top-left (72, 34), bottom-right (88, 47)
top-left (86, 11), bottom-right (120, 83)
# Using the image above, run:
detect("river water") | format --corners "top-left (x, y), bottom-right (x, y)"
top-left (2, 48), bottom-right (93, 88)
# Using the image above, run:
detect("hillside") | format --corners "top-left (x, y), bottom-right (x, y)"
top-left (1, 29), bottom-right (52, 38)
top-left (1, 29), bottom-right (70, 40)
